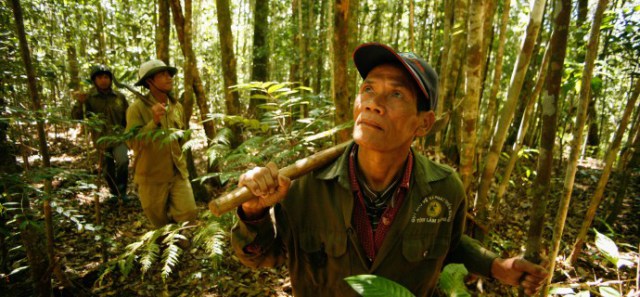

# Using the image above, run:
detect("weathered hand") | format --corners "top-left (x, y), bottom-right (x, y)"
top-left (151, 103), bottom-right (167, 125)
top-left (491, 257), bottom-right (549, 296)
top-left (73, 91), bottom-right (87, 104)
top-left (239, 162), bottom-right (291, 219)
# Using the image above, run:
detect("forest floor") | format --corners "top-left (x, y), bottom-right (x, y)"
top-left (1, 126), bottom-right (638, 297)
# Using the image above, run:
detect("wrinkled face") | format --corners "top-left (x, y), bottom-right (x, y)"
top-left (147, 70), bottom-right (173, 92)
top-left (94, 73), bottom-right (112, 90)
top-left (353, 64), bottom-right (433, 153)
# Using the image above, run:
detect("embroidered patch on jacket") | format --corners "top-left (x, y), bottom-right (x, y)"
top-left (411, 195), bottom-right (453, 223)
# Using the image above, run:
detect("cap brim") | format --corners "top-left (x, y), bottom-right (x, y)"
top-left (353, 43), bottom-right (432, 109)
top-left (134, 66), bottom-right (178, 86)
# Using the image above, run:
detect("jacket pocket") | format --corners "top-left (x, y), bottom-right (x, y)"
top-left (299, 230), bottom-right (348, 286)
top-left (402, 234), bottom-right (450, 263)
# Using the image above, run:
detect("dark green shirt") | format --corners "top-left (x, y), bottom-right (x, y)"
top-left (71, 87), bottom-right (128, 148)
top-left (231, 141), bottom-right (498, 297)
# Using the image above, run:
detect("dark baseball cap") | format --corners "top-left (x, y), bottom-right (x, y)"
top-left (353, 42), bottom-right (438, 111)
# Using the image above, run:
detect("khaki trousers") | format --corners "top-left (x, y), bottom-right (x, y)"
top-left (136, 176), bottom-right (198, 228)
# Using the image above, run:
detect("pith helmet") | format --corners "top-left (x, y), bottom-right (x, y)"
top-left (135, 59), bottom-right (177, 87)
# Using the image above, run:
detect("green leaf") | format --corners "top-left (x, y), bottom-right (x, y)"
top-left (438, 264), bottom-right (471, 297)
top-left (549, 287), bottom-right (575, 295)
top-left (345, 274), bottom-right (415, 297)
top-left (594, 229), bottom-right (619, 267)
top-left (598, 286), bottom-right (621, 297)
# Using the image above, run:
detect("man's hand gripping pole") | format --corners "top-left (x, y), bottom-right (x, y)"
top-left (208, 142), bottom-right (350, 216)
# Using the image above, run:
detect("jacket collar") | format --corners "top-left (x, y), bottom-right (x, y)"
top-left (315, 141), bottom-right (453, 187)
top-left (89, 87), bottom-right (115, 96)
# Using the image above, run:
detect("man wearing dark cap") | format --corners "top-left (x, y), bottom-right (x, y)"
top-left (125, 59), bottom-right (197, 228)
top-left (230, 43), bottom-right (548, 296)
top-left (72, 65), bottom-right (129, 203)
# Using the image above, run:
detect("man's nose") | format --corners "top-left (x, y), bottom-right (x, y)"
top-left (364, 94), bottom-right (384, 114)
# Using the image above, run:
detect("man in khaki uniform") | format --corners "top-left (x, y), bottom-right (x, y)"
top-left (231, 43), bottom-right (548, 296)
top-left (125, 59), bottom-right (197, 228)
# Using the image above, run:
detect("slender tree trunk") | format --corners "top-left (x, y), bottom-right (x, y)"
top-left (546, 0), bottom-right (608, 266)
top-left (474, 0), bottom-right (546, 220)
top-left (332, 0), bottom-right (352, 143)
top-left (169, 0), bottom-right (216, 142)
top-left (214, 0), bottom-right (242, 118)
top-left (248, 0), bottom-right (269, 118)
top-left (436, 0), bottom-right (467, 154)
top-left (514, 0), bottom-right (571, 294)
top-left (479, 0), bottom-right (511, 155)
top-left (568, 76), bottom-right (638, 265)
top-left (606, 105), bottom-right (640, 224)
top-left (156, 0), bottom-right (170, 63)
top-left (62, 4), bottom-right (79, 91)
top-left (494, 43), bottom-right (551, 208)
top-left (96, 3), bottom-right (106, 63)
top-left (517, 2), bottom-right (571, 295)
top-left (314, 0), bottom-right (328, 95)
top-left (460, 0), bottom-right (483, 191)
top-left (409, 0), bottom-right (414, 51)
top-left (9, 0), bottom-right (52, 295)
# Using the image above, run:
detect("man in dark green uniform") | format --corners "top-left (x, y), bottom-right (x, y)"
top-left (72, 65), bottom-right (129, 203)
top-left (231, 43), bottom-right (548, 296)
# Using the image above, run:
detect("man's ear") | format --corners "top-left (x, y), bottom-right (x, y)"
top-left (416, 111), bottom-right (436, 137)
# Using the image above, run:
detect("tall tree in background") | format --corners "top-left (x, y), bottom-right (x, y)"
top-left (332, 0), bottom-right (352, 143)
top-left (156, 0), bottom-right (170, 63)
top-left (494, 44), bottom-right (551, 209)
top-left (474, 0), bottom-right (546, 227)
top-left (248, 0), bottom-right (269, 118)
top-left (436, 0), bottom-right (467, 157)
top-left (547, 0), bottom-right (608, 266)
top-left (460, 0), bottom-right (483, 190)
top-left (568, 78), bottom-right (638, 265)
top-left (479, 0), bottom-right (510, 155)
top-left (215, 0), bottom-right (242, 130)
top-left (520, 0), bottom-right (571, 290)
top-left (606, 106), bottom-right (640, 224)
top-left (169, 0), bottom-right (216, 143)
top-left (62, 3), bottom-right (79, 91)
top-left (9, 0), bottom-right (52, 295)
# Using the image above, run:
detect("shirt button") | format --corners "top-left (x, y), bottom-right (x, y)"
top-left (423, 250), bottom-right (429, 258)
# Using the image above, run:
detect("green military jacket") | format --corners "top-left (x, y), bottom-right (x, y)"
top-left (231, 142), bottom-right (498, 297)
top-left (71, 87), bottom-right (128, 149)
top-left (125, 94), bottom-right (189, 184)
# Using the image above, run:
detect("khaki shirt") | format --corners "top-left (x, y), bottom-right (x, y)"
top-left (125, 94), bottom-right (189, 184)
top-left (231, 142), bottom-right (497, 297)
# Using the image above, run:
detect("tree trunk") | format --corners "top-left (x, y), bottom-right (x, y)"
top-left (518, 1), bottom-right (571, 295)
top-left (332, 0), bottom-right (352, 143)
top-left (568, 76), bottom-right (638, 265)
top-left (460, 0), bottom-right (483, 191)
top-left (214, 0), bottom-right (242, 118)
top-left (169, 0), bottom-right (216, 142)
top-left (520, 0), bottom-right (571, 296)
top-left (181, 0), bottom-right (208, 201)
top-left (474, 0), bottom-right (546, 222)
top-left (314, 0), bottom-right (328, 95)
top-left (549, 0), bottom-right (608, 266)
top-left (248, 0), bottom-right (269, 118)
top-left (9, 0), bottom-right (52, 295)
top-left (156, 0), bottom-right (170, 63)
top-left (494, 43), bottom-right (551, 208)
top-left (62, 4), bottom-right (80, 91)
top-left (606, 107), bottom-right (640, 224)
top-left (436, 0), bottom-right (466, 151)
top-left (480, 0), bottom-right (511, 182)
